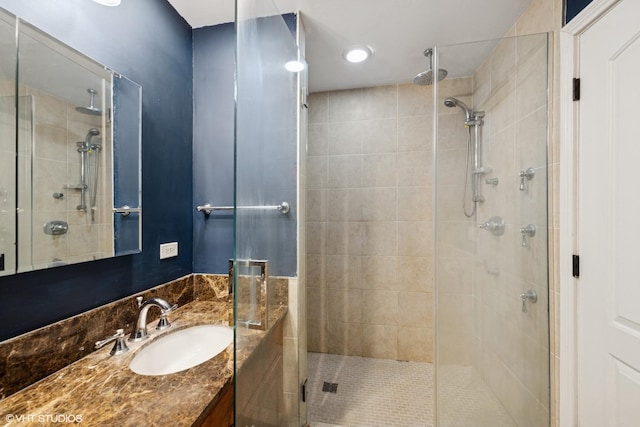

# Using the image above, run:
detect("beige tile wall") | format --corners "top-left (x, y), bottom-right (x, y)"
top-left (507, 1), bottom-right (562, 425)
top-left (458, 32), bottom-right (550, 426)
top-left (307, 79), bottom-right (470, 363)
top-left (17, 87), bottom-right (113, 271)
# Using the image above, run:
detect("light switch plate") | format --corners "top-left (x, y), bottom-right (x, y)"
top-left (159, 242), bottom-right (178, 259)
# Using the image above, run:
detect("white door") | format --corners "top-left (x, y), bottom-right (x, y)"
top-left (578, 0), bottom-right (640, 425)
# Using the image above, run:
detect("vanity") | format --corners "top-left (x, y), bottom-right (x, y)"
top-left (0, 274), bottom-right (289, 426)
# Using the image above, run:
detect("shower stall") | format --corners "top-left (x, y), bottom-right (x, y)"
top-left (233, 1), bottom-right (549, 425)
top-left (304, 33), bottom-right (549, 426)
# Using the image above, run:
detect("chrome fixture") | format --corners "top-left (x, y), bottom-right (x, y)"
top-left (520, 289), bottom-right (538, 313)
top-left (75, 88), bottom-right (101, 115)
top-left (113, 205), bottom-right (142, 217)
top-left (129, 297), bottom-right (177, 342)
top-left (43, 220), bottom-right (68, 236)
top-left (52, 192), bottom-right (64, 199)
top-left (196, 201), bottom-right (290, 216)
top-left (519, 167), bottom-right (535, 191)
top-left (95, 329), bottom-right (129, 355)
top-left (479, 216), bottom-right (505, 236)
top-left (444, 97), bottom-right (486, 217)
top-left (76, 128), bottom-right (102, 221)
top-left (413, 48), bottom-right (447, 86)
top-left (520, 224), bottom-right (536, 247)
top-left (485, 177), bottom-right (499, 186)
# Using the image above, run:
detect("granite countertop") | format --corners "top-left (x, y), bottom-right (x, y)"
top-left (0, 299), bottom-right (286, 427)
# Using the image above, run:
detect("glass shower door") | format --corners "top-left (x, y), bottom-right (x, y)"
top-left (434, 33), bottom-right (550, 426)
top-left (234, 1), bottom-right (302, 426)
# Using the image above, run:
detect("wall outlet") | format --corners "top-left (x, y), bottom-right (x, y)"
top-left (159, 242), bottom-right (178, 259)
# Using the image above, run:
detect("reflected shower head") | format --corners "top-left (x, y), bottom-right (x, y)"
top-left (75, 88), bottom-right (102, 115)
top-left (413, 48), bottom-right (447, 86)
top-left (444, 97), bottom-right (472, 122)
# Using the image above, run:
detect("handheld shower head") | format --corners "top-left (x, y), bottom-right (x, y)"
top-left (444, 97), bottom-right (472, 122)
top-left (85, 128), bottom-right (100, 144)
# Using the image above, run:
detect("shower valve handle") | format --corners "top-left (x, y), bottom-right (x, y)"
top-left (520, 224), bottom-right (536, 247)
top-left (519, 168), bottom-right (535, 191)
top-left (479, 216), bottom-right (505, 236)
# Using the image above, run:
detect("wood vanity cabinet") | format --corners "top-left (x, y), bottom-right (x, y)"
top-left (198, 381), bottom-right (234, 427)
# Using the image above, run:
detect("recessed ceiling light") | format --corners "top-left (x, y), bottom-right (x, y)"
top-left (285, 60), bottom-right (306, 73)
top-left (92, 0), bottom-right (121, 6)
top-left (343, 46), bottom-right (373, 63)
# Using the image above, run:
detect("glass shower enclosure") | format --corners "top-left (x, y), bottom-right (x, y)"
top-left (234, 0), bottom-right (305, 426)
top-left (434, 33), bottom-right (550, 426)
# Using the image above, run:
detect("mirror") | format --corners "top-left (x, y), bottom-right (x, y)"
top-left (0, 8), bottom-right (142, 276)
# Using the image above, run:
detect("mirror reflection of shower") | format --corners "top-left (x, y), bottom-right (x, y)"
top-left (444, 97), bottom-right (486, 218)
top-left (76, 128), bottom-right (102, 221)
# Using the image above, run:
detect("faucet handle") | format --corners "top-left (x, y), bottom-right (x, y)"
top-left (135, 296), bottom-right (143, 308)
top-left (95, 328), bottom-right (130, 356)
top-left (156, 304), bottom-right (178, 331)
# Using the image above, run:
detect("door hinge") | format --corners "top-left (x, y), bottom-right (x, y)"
top-left (301, 378), bottom-right (308, 402)
top-left (572, 254), bottom-right (580, 278)
top-left (572, 78), bottom-right (580, 101)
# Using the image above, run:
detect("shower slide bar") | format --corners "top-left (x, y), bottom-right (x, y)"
top-left (196, 202), bottom-right (290, 216)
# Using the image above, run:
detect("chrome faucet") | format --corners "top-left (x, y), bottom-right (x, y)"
top-left (129, 297), bottom-right (177, 342)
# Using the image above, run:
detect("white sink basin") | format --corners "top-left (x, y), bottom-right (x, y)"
top-left (129, 324), bottom-right (233, 376)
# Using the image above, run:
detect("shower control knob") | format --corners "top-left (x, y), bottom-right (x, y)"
top-left (478, 216), bottom-right (505, 236)
top-left (520, 224), bottom-right (536, 247)
top-left (519, 168), bottom-right (535, 191)
top-left (520, 289), bottom-right (538, 313)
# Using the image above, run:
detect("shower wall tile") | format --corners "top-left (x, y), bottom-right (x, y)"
top-left (360, 188), bottom-right (396, 221)
top-left (307, 82), bottom-right (446, 363)
top-left (362, 289), bottom-right (398, 326)
top-left (327, 121), bottom-right (362, 155)
top-left (397, 187), bottom-right (432, 221)
top-left (398, 83), bottom-right (433, 117)
top-left (398, 221), bottom-right (433, 257)
top-left (328, 89), bottom-right (363, 122)
top-left (326, 255), bottom-right (362, 289)
top-left (398, 256), bottom-right (433, 293)
top-left (397, 150), bottom-right (432, 187)
top-left (361, 256), bottom-right (397, 290)
top-left (362, 324), bottom-right (397, 359)
top-left (308, 92), bottom-right (328, 124)
top-left (398, 327), bottom-right (433, 362)
top-left (308, 123), bottom-right (328, 156)
top-left (398, 291), bottom-right (432, 327)
top-left (398, 115), bottom-right (432, 151)
top-left (362, 222), bottom-right (396, 256)
top-left (362, 118), bottom-right (397, 154)
top-left (327, 188), bottom-right (362, 221)
top-left (306, 189), bottom-right (327, 222)
top-left (361, 153), bottom-right (396, 187)
top-left (362, 85), bottom-right (397, 119)
top-left (327, 155), bottom-right (362, 188)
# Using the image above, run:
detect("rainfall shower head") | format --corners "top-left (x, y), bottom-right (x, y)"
top-left (413, 48), bottom-right (447, 86)
top-left (75, 88), bottom-right (102, 115)
top-left (444, 97), bottom-right (472, 122)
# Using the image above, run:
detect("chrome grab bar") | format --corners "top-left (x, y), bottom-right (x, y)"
top-left (113, 205), bottom-right (142, 216)
top-left (196, 201), bottom-right (290, 215)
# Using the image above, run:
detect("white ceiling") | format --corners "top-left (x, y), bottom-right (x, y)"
top-left (167, 0), bottom-right (533, 92)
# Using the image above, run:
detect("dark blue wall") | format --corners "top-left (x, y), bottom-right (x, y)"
top-left (0, 0), bottom-right (193, 340)
top-left (192, 15), bottom-right (297, 276)
top-left (565, 0), bottom-right (593, 23)
top-left (192, 23), bottom-right (235, 274)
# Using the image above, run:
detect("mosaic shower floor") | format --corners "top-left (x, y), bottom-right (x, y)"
top-left (307, 352), bottom-right (515, 427)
